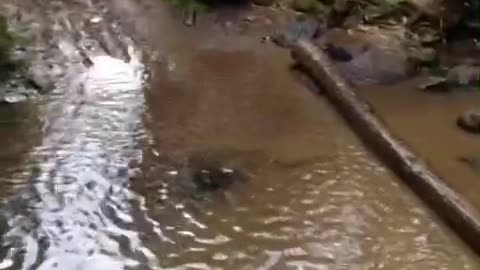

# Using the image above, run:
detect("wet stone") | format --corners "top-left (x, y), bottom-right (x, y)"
top-left (26, 65), bottom-right (55, 93)
top-left (1, 92), bottom-right (28, 104)
top-left (314, 28), bottom-right (413, 85)
top-left (322, 43), bottom-right (353, 62)
top-left (272, 16), bottom-right (320, 48)
top-left (85, 181), bottom-right (97, 190)
top-left (457, 109), bottom-right (480, 134)
top-left (251, 0), bottom-right (274, 7)
top-left (408, 47), bottom-right (437, 64)
top-left (116, 167), bottom-right (129, 178)
top-left (419, 76), bottom-right (450, 93)
top-left (337, 46), bottom-right (412, 85)
top-left (54, 220), bottom-right (64, 228)
top-left (447, 65), bottom-right (480, 87)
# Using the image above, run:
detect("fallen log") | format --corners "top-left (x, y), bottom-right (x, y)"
top-left (291, 39), bottom-right (480, 254)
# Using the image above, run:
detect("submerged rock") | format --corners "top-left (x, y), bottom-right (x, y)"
top-left (185, 152), bottom-right (248, 191)
top-left (192, 167), bottom-right (244, 190)
top-left (457, 109), bottom-right (480, 134)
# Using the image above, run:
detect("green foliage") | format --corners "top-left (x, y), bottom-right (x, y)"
top-left (0, 15), bottom-right (15, 82)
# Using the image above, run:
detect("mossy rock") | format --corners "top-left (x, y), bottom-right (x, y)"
top-left (290, 0), bottom-right (327, 13)
top-left (0, 15), bottom-right (15, 82)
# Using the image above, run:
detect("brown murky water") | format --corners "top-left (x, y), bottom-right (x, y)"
top-left (360, 82), bottom-right (480, 208)
top-left (0, 0), bottom-right (479, 269)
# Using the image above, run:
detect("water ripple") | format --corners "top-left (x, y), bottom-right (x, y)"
top-left (0, 26), bottom-right (159, 268)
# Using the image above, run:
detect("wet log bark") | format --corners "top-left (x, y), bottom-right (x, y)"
top-left (291, 39), bottom-right (480, 254)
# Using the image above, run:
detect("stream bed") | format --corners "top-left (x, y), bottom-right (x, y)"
top-left (0, 0), bottom-right (479, 269)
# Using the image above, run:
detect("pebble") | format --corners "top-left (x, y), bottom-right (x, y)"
top-left (1, 92), bottom-right (28, 104)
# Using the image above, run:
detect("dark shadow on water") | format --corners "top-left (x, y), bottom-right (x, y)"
top-left (0, 102), bottom-right (41, 194)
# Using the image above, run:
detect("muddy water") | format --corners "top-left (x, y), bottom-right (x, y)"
top-left (0, 0), bottom-right (479, 269)
top-left (360, 82), bottom-right (480, 208)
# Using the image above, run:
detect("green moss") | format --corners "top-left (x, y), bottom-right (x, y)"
top-left (0, 15), bottom-right (15, 82)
